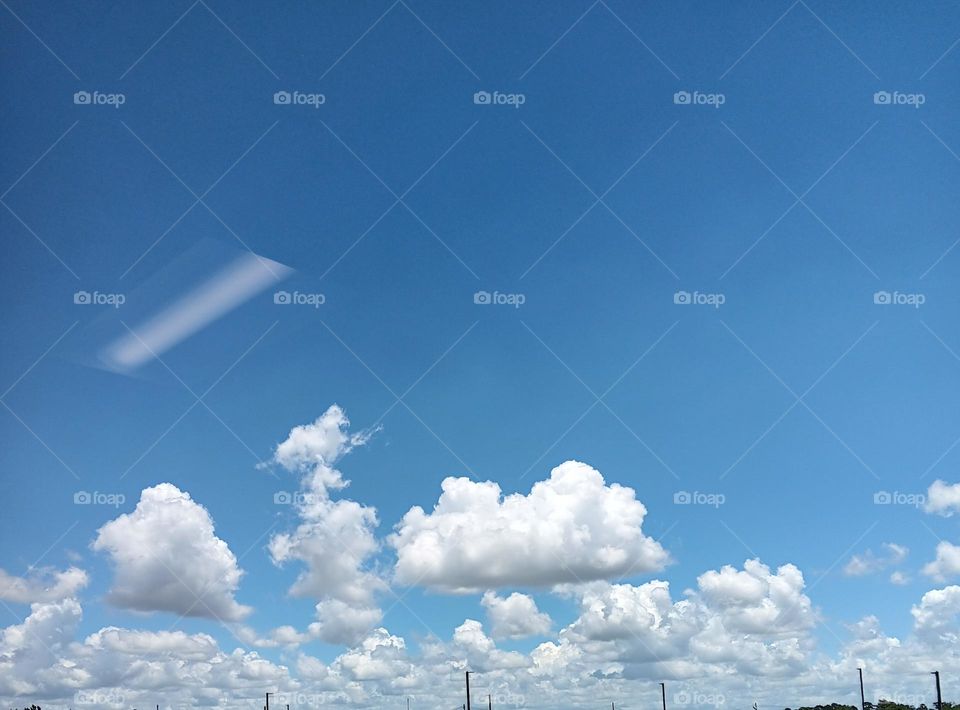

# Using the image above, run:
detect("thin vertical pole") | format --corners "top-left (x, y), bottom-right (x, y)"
top-left (661, 682), bottom-right (667, 710)
top-left (488, 694), bottom-right (492, 710)
top-left (465, 671), bottom-right (472, 710)
top-left (933, 671), bottom-right (943, 710)
top-left (858, 668), bottom-right (865, 710)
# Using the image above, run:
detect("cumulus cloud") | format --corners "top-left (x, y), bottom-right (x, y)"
top-left (0, 598), bottom-right (293, 702)
top-left (922, 541), bottom-right (960, 582)
top-left (0, 597), bottom-right (82, 695)
top-left (92, 483), bottom-right (250, 621)
top-left (452, 619), bottom-right (529, 671)
top-left (390, 460), bottom-right (669, 591)
top-left (560, 559), bottom-right (818, 680)
top-left (482, 591), bottom-right (552, 639)
top-left (911, 585), bottom-right (960, 640)
top-left (0, 565), bottom-right (88, 603)
top-left (267, 405), bottom-right (384, 645)
top-left (925, 479), bottom-right (960, 517)
top-left (3, 574), bottom-right (960, 710)
top-left (843, 543), bottom-right (909, 577)
top-left (267, 403), bottom-right (377, 484)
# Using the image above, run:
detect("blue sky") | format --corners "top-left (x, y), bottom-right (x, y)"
top-left (2, 1), bottom-right (960, 708)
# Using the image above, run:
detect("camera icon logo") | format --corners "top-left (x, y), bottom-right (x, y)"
top-left (473, 290), bottom-right (492, 304)
top-left (274, 91), bottom-right (291, 105)
top-left (274, 290), bottom-right (291, 305)
top-left (674, 692), bottom-right (691, 705)
top-left (874, 491), bottom-right (892, 504)
top-left (73, 290), bottom-right (91, 304)
top-left (274, 491), bottom-right (292, 504)
top-left (873, 91), bottom-right (891, 105)
top-left (473, 91), bottom-right (491, 105)
top-left (673, 491), bottom-right (692, 504)
top-left (74, 91), bottom-right (91, 105)
top-left (873, 290), bottom-right (891, 305)
top-left (673, 91), bottom-right (691, 105)
top-left (74, 490), bottom-right (91, 504)
top-left (674, 290), bottom-right (691, 304)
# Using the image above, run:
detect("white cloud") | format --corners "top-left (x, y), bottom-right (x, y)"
top-left (925, 479), bottom-right (960, 517)
top-left (2, 576), bottom-right (960, 710)
top-left (696, 559), bottom-right (815, 636)
top-left (0, 597), bottom-right (82, 696)
top-left (0, 598), bottom-right (294, 703)
top-left (0, 565), bottom-right (88, 603)
top-left (452, 619), bottom-right (529, 671)
top-left (922, 541), bottom-right (960, 582)
top-left (911, 585), bottom-right (960, 640)
top-left (556, 559), bottom-right (818, 681)
top-left (335, 627), bottom-right (411, 681)
top-left (843, 543), bottom-right (909, 577)
top-left (85, 626), bottom-right (219, 659)
top-left (308, 599), bottom-right (384, 646)
top-left (92, 483), bottom-right (250, 621)
top-left (268, 406), bottom-right (384, 645)
top-left (269, 403), bottom-right (376, 477)
top-left (481, 591), bottom-right (552, 639)
top-left (890, 571), bottom-right (910, 585)
top-left (390, 460), bottom-right (669, 591)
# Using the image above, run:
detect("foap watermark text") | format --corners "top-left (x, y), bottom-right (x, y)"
top-left (474, 290), bottom-right (525, 308)
top-left (674, 491), bottom-right (726, 508)
top-left (874, 490), bottom-right (925, 508)
top-left (274, 290), bottom-right (325, 308)
top-left (74, 290), bottom-right (125, 308)
top-left (873, 91), bottom-right (925, 108)
top-left (873, 290), bottom-right (924, 308)
top-left (474, 90), bottom-right (525, 108)
top-left (274, 90), bottom-right (326, 108)
top-left (674, 90), bottom-right (725, 108)
top-left (74, 491), bottom-right (126, 508)
top-left (674, 290), bottom-right (725, 308)
top-left (74, 90), bottom-right (125, 108)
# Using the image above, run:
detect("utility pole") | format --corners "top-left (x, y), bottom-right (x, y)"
top-left (932, 671), bottom-right (943, 710)
top-left (265, 692), bottom-right (274, 710)
top-left (661, 682), bottom-right (667, 710)
top-left (858, 667), bottom-right (866, 710)
top-left (465, 671), bottom-right (472, 710)
top-left (488, 694), bottom-right (492, 710)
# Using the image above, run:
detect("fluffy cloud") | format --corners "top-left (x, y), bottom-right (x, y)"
top-left (556, 559), bottom-right (819, 683)
top-left (0, 565), bottom-right (88, 603)
top-left (911, 585), bottom-right (960, 641)
top-left (267, 405), bottom-right (384, 645)
top-left (452, 619), bottom-right (529, 671)
top-left (922, 541), bottom-right (960, 582)
top-left (92, 483), bottom-right (251, 621)
top-left (390, 460), bottom-right (669, 591)
top-left (843, 543), bottom-right (908, 577)
top-left (308, 599), bottom-right (384, 646)
top-left (270, 404), bottom-right (376, 474)
top-left (696, 559), bottom-right (816, 635)
top-left (0, 598), bottom-right (293, 703)
top-left (3, 577), bottom-right (960, 710)
top-left (925, 479), bottom-right (960, 517)
top-left (0, 597), bottom-right (82, 696)
top-left (482, 591), bottom-right (552, 639)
